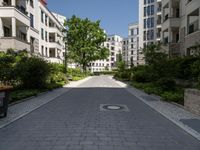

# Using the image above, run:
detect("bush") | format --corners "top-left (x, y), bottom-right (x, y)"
top-left (160, 91), bottom-right (184, 104)
top-left (16, 57), bottom-right (50, 89)
top-left (156, 78), bottom-right (176, 91)
top-left (0, 52), bottom-right (16, 84)
top-left (191, 60), bottom-right (200, 81)
top-left (174, 57), bottom-right (199, 80)
top-left (49, 63), bottom-right (65, 74)
top-left (49, 72), bottom-right (68, 84)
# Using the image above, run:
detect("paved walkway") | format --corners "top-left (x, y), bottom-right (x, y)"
top-left (0, 76), bottom-right (200, 150)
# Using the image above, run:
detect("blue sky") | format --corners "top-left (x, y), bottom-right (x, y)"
top-left (47, 0), bottom-right (138, 38)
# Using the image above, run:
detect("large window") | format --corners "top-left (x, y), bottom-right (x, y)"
top-left (144, 19), bottom-right (147, 29)
top-left (30, 13), bottom-right (34, 28)
top-left (45, 31), bottom-right (48, 41)
top-left (41, 28), bottom-right (44, 40)
top-left (41, 10), bottom-right (44, 23)
top-left (151, 17), bottom-right (154, 27)
top-left (30, 0), bottom-right (34, 7)
top-left (151, 5), bottom-right (154, 15)
top-left (144, 7), bottom-right (147, 17)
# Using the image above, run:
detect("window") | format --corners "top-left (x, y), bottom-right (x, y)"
top-left (30, 13), bottom-right (34, 28)
top-left (144, 7), bottom-right (147, 17)
top-left (41, 10), bottom-right (44, 23)
top-left (131, 51), bottom-right (134, 55)
top-left (41, 46), bottom-right (44, 56)
top-left (131, 44), bottom-right (134, 49)
top-left (131, 29), bottom-right (134, 36)
top-left (147, 18), bottom-right (151, 28)
top-left (45, 47), bottom-right (48, 57)
top-left (151, 5), bottom-right (154, 15)
top-left (111, 47), bottom-right (114, 50)
top-left (150, 30), bottom-right (154, 40)
top-left (151, 17), bottom-right (154, 27)
top-left (147, 6), bottom-right (150, 15)
top-left (30, 0), bottom-right (34, 7)
top-left (4, 26), bottom-right (10, 37)
top-left (45, 31), bottom-right (48, 41)
top-left (41, 28), bottom-right (44, 40)
top-left (45, 15), bottom-right (48, 26)
top-left (131, 38), bottom-right (133, 42)
top-left (144, 19), bottom-right (146, 29)
top-left (144, 0), bottom-right (146, 4)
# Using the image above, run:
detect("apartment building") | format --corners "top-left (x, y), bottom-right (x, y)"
top-left (0, 0), bottom-right (65, 64)
top-left (181, 0), bottom-right (200, 56)
top-left (122, 38), bottom-right (129, 64)
top-left (122, 23), bottom-right (144, 67)
top-left (162, 0), bottom-right (181, 56)
top-left (89, 35), bottom-right (123, 72)
top-left (162, 0), bottom-right (200, 56)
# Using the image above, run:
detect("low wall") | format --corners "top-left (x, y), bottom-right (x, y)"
top-left (184, 89), bottom-right (200, 116)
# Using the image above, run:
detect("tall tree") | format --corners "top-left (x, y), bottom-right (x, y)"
top-left (63, 15), bottom-right (109, 72)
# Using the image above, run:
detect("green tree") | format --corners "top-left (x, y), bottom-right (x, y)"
top-left (63, 15), bottom-right (109, 72)
top-left (143, 44), bottom-right (168, 66)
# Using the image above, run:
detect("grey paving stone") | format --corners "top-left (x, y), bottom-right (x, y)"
top-left (0, 76), bottom-right (199, 150)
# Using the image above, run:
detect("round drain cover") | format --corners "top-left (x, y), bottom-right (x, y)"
top-left (103, 105), bottom-right (123, 110)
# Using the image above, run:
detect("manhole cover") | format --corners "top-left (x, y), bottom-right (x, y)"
top-left (100, 104), bottom-right (129, 112)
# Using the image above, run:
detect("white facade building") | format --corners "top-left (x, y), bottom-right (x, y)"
top-left (139, 0), bottom-right (162, 49)
top-left (89, 35), bottom-right (123, 72)
top-left (123, 23), bottom-right (144, 67)
top-left (0, 0), bottom-right (65, 64)
top-left (122, 38), bottom-right (129, 64)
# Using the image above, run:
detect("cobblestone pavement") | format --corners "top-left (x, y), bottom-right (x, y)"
top-left (0, 76), bottom-right (200, 150)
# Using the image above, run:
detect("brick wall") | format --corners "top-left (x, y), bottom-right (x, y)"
top-left (184, 89), bottom-right (200, 116)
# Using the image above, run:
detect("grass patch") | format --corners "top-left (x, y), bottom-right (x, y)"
top-left (72, 76), bottom-right (85, 81)
top-left (10, 89), bottom-right (41, 103)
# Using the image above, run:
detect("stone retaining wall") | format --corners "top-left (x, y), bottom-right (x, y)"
top-left (184, 89), bottom-right (200, 116)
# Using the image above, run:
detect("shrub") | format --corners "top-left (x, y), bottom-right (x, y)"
top-left (16, 57), bottom-right (50, 89)
top-left (0, 52), bottom-right (16, 84)
top-left (160, 91), bottom-right (184, 104)
top-left (174, 57), bottom-right (199, 80)
top-left (156, 78), bottom-right (176, 91)
top-left (49, 63), bottom-right (65, 74)
top-left (191, 60), bottom-right (200, 81)
top-left (49, 72), bottom-right (68, 84)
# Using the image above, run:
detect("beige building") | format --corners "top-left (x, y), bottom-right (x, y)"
top-left (162, 0), bottom-right (200, 56)
top-left (0, 0), bottom-right (65, 64)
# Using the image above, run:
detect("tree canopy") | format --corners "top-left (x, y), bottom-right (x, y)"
top-left (63, 15), bottom-right (109, 72)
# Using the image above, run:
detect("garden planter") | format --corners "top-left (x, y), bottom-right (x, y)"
top-left (184, 89), bottom-right (200, 116)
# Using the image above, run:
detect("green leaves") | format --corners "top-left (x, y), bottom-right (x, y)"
top-left (63, 15), bottom-right (109, 71)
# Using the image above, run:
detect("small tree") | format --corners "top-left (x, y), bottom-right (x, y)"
top-left (63, 15), bottom-right (109, 73)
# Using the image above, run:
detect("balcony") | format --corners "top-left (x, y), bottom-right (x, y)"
top-left (0, 37), bottom-right (30, 51)
top-left (185, 30), bottom-right (200, 51)
top-left (186, 0), bottom-right (200, 15)
top-left (0, 7), bottom-right (30, 26)
top-left (162, 17), bottom-right (180, 31)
